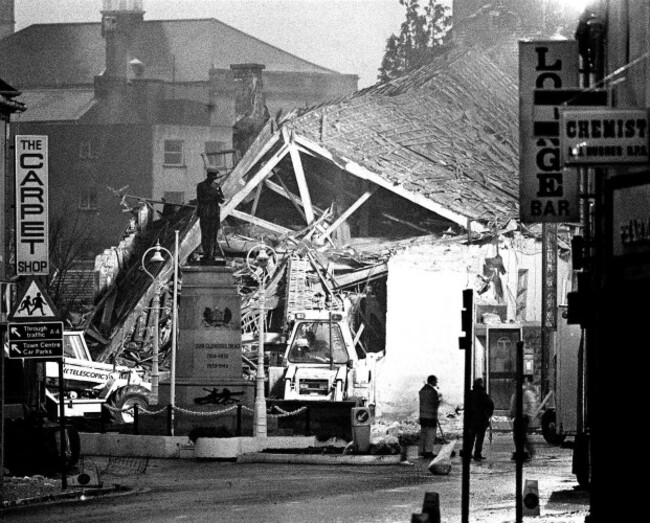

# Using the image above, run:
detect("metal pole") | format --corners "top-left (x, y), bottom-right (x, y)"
top-left (170, 231), bottom-right (179, 435)
top-left (1, 326), bottom-right (5, 490)
top-left (151, 282), bottom-right (160, 405)
top-left (58, 359), bottom-right (67, 489)
top-left (515, 341), bottom-right (524, 523)
top-left (460, 323), bottom-right (472, 523)
top-left (253, 274), bottom-right (267, 437)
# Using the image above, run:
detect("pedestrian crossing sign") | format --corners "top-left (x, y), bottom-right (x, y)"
top-left (9, 278), bottom-right (59, 321)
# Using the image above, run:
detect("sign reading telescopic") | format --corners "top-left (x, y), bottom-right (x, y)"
top-left (15, 135), bottom-right (49, 276)
top-left (519, 40), bottom-right (580, 223)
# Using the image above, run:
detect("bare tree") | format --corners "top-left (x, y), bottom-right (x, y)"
top-left (47, 213), bottom-right (97, 324)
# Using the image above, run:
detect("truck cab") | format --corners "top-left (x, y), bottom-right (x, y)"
top-left (268, 310), bottom-right (374, 404)
top-left (44, 331), bottom-right (150, 422)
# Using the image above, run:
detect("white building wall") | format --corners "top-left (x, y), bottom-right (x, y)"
top-left (374, 233), bottom-right (572, 423)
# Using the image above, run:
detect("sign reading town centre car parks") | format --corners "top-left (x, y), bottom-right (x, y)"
top-left (7, 321), bottom-right (63, 359)
top-left (560, 109), bottom-right (650, 165)
top-left (15, 135), bottom-right (49, 276)
top-left (519, 40), bottom-right (581, 224)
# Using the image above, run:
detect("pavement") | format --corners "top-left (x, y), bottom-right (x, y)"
top-left (0, 432), bottom-right (591, 522)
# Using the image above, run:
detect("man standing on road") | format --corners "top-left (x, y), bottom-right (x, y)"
top-left (467, 378), bottom-right (494, 461)
top-left (196, 166), bottom-right (225, 264)
top-left (419, 375), bottom-right (441, 458)
top-left (509, 378), bottom-right (537, 460)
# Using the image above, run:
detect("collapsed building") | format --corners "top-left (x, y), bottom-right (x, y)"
top-left (82, 41), bottom-right (574, 423)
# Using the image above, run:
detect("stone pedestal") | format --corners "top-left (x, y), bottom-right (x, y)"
top-left (158, 266), bottom-right (254, 436)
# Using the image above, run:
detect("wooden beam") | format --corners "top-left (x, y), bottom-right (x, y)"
top-left (230, 209), bottom-right (293, 235)
top-left (319, 187), bottom-right (377, 241)
top-left (282, 127), bottom-right (315, 224)
top-left (290, 132), bottom-right (488, 234)
top-left (382, 212), bottom-right (435, 234)
top-left (251, 183), bottom-right (263, 216)
top-left (222, 142), bottom-right (290, 216)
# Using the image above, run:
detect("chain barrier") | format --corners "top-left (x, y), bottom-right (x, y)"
top-left (267, 405), bottom-right (307, 418)
top-left (103, 403), bottom-right (308, 419)
top-left (173, 405), bottom-right (239, 417)
top-left (103, 403), bottom-right (169, 415)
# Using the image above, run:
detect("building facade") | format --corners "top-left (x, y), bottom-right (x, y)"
top-left (0, 0), bottom-right (357, 258)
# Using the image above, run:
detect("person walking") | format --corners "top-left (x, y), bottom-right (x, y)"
top-left (196, 166), bottom-right (225, 263)
top-left (418, 375), bottom-right (441, 458)
top-left (509, 379), bottom-right (537, 460)
top-left (467, 378), bottom-right (494, 461)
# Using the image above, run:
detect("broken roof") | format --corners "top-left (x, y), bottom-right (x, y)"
top-left (0, 19), bottom-right (344, 88)
top-left (281, 45), bottom-right (520, 229)
top-left (11, 88), bottom-right (96, 122)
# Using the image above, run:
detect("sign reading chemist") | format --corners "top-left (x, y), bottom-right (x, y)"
top-left (561, 109), bottom-right (650, 165)
top-left (15, 135), bottom-right (49, 276)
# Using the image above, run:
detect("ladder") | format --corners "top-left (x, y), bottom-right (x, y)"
top-left (285, 255), bottom-right (315, 315)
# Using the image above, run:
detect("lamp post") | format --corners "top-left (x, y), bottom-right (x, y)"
top-left (142, 237), bottom-right (176, 406)
top-left (246, 244), bottom-right (276, 438)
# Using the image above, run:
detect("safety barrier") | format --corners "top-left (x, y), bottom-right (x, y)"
top-left (102, 403), bottom-right (308, 436)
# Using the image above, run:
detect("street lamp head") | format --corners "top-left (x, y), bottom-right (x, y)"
top-left (256, 249), bottom-right (270, 269)
top-left (150, 241), bottom-right (166, 263)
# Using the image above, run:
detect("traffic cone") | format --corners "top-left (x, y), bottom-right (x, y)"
top-left (522, 479), bottom-right (540, 516)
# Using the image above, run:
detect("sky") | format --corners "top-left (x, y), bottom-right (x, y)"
top-left (13, 0), bottom-right (590, 89)
top-left (14, 0), bottom-right (412, 88)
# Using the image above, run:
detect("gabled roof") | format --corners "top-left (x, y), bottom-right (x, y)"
top-left (0, 18), bottom-right (341, 88)
top-left (12, 88), bottom-right (96, 122)
top-left (283, 45), bottom-right (520, 227)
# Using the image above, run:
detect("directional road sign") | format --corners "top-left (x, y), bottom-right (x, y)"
top-left (7, 321), bottom-right (64, 359)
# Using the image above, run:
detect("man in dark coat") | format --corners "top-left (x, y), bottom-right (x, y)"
top-left (196, 167), bottom-right (225, 263)
top-left (419, 375), bottom-right (441, 458)
top-left (468, 378), bottom-right (494, 461)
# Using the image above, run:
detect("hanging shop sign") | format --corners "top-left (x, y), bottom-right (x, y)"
top-left (560, 109), bottom-right (649, 165)
top-left (15, 135), bottom-right (49, 276)
top-left (519, 40), bottom-right (580, 224)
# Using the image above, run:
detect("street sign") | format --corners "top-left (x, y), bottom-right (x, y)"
top-left (7, 320), bottom-right (63, 359)
top-left (9, 277), bottom-right (59, 321)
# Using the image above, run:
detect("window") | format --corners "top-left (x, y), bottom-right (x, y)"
top-left (287, 321), bottom-right (349, 364)
top-left (79, 138), bottom-right (98, 159)
top-left (64, 333), bottom-right (89, 359)
top-left (78, 190), bottom-right (98, 211)
top-left (204, 142), bottom-right (234, 169)
top-left (164, 140), bottom-right (184, 166)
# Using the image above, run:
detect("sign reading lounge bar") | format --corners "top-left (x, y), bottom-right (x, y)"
top-left (561, 109), bottom-right (649, 165)
top-left (519, 40), bottom-right (580, 223)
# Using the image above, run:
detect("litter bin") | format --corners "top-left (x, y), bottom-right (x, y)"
top-left (351, 407), bottom-right (371, 453)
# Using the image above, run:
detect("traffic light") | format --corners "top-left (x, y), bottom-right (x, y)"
top-left (571, 235), bottom-right (585, 271)
top-left (459, 288), bottom-right (473, 350)
top-left (567, 272), bottom-right (590, 326)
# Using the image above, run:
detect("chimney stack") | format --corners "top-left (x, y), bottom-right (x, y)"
top-left (231, 63), bottom-right (270, 160)
top-left (0, 0), bottom-right (15, 41)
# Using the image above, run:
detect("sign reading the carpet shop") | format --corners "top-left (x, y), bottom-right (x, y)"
top-left (519, 40), bottom-right (580, 224)
top-left (561, 109), bottom-right (650, 165)
top-left (15, 135), bottom-right (49, 275)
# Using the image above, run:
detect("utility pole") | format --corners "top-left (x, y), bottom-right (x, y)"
top-left (540, 223), bottom-right (557, 398)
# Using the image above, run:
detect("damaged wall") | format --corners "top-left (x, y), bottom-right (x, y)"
top-left (373, 233), bottom-right (572, 422)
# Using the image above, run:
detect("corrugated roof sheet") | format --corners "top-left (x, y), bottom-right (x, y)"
top-left (285, 46), bottom-right (520, 226)
top-left (0, 19), bottom-right (340, 88)
top-left (12, 88), bottom-right (96, 122)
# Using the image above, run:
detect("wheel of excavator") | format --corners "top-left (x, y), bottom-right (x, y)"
top-left (110, 385), bottom-right (150, 424)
